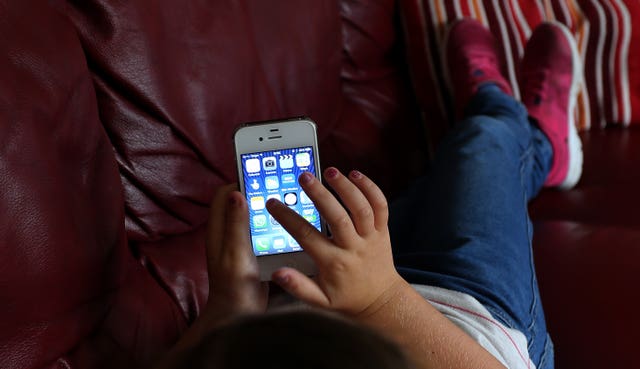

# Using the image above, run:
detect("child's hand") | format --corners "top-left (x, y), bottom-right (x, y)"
top-left (266, 168), bottom-right (404, 317)
top-left (204, 184), bottom-right (268, 324)
top-left (153, 186), bottom-right (269, 368)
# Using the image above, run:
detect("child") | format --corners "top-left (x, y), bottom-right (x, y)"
top-left (159, 19), bottom-right (581, 369)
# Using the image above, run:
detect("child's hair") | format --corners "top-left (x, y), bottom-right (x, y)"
top-left (176, 310), bottom-right (415, 369)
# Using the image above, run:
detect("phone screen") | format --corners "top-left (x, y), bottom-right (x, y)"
top-left (240, 146), bottom-right (322, 256)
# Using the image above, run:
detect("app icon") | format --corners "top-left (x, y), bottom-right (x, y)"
top-left (265, 176), bottom-right (279, 190)
top-left (273, 237), bottom-right (286, 249)
top-left (267, 194), bottom-right (282, 202)
top-left (303, 213), bottom-right (317, 223)
top-left (254, 237), bottom-right (270, 252)
top-left (279, 154), bottom-right (294, 169)
top-left (253, 214), bottom-right (267, 228)
top-left (249, 179), bottom-right (260, 190)
top-left (284, 192), bottom-right (298, 206)
top-left (288, 236), bottom-right (300, 248)
top-left (300, 191), bottom-right (312, 204)
top-left (270, 215), bottom-right (280, 226)
top-left (245, 158), bottom-right (260, 173)
top-left (250, 196), bottom-right (265, 210)
top-left (295, 152), bottom-right (311, 167)
top-left (281, 173), bottom-right (296, 185)
top-left (262, 157), bottom-right (277, 171)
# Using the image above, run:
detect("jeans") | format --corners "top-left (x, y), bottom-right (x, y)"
top-left (389, 85), bottom-right (554, 369)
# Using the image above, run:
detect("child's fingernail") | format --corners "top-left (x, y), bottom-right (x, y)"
top-left (325, 167), bottom-right (339, 179)
top-left (299, 172), bottom-right (313, 184)
top-left (274, 273), bottom-right (290, 285)
top-left (228, 194), bottom-right (238, 206)
top-left (350, 170), bottom-right (363, 179)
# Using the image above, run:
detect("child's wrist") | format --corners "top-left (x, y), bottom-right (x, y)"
top-left (353, 274), bottom-right (410, 323)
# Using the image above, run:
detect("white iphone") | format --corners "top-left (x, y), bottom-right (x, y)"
top-left (234, 117), bottom-right (323, 281)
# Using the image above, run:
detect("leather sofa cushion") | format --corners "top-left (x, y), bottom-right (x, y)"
top-left (0, 1), bottom-right (142, 367)
top-left (63, 0), bottom-right (423, 244)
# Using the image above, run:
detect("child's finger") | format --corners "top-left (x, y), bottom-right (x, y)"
top-left (272, 267), bottom-right (330, 308)
top-left (323, 167), bottom-right (375, 235)
top-left (221, 191), bottom-right (253, 261)
top-left (348, 171), bottom-right (389, 231)
top-left (206, 184), bottom-right (237, 262)
top-left (297, 171), bottom-right (357, 244)
top-left (266, 198), bottom-right (336, 259)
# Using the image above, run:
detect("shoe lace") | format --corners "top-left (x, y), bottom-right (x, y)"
top-left (521, 68), bottom-right (550, 104)
top-left (463, 51), bottom-right (498, 74)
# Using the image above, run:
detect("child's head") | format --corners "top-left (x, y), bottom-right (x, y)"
top-left (174, 310), bottom-right (415, 369)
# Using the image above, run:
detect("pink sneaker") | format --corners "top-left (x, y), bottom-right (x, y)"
top-left (444, 18), bottom-right (513, 118)
top-left (519, 22), bottom-right (583, 189)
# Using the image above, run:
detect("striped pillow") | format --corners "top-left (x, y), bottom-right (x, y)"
top-left (400, 0), bottom-right (640, 136)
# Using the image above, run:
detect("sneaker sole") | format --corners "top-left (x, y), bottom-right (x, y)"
top-left (551, 21), bottom-right (584, 190)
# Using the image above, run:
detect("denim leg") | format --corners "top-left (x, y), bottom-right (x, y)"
top-left (389, 85), bottom-right (554, 368)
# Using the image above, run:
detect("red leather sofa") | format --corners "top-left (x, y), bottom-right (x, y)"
top-left (1, 1), bottom-right (636, 368)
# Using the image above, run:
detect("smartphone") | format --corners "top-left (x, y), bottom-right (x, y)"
top-left (234, 117), bottom-right (323, 281)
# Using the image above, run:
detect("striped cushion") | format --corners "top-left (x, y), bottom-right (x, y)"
top-left (400, 0), bottom-right (640, 136)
